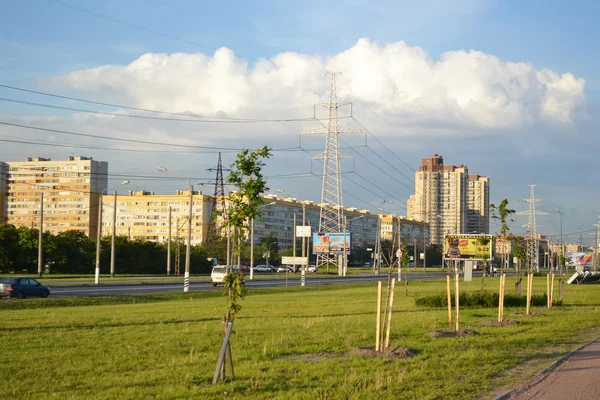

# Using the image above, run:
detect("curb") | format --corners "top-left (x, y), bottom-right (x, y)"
top-left (495, 333), bottom-right (600, 400)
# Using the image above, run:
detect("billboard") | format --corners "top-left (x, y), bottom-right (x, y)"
top-left (566, 252), bottom-right (592, 267)
top-left (312, 232), bottom-right (351, 255)
top-left (444, 234), bottom-right (492, 260)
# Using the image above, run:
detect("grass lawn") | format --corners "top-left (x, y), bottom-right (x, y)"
top-left (1, 275), bottom-right (599, 399)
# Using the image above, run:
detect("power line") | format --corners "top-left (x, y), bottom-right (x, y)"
top-left (351, 117), bottom-right (416, 173)
top-left (0, 96), bottom-right (326, 124)
top-left (46, 0), bottom-right (261, 62)
top-left (0, 121), bottom-right (315, 153)
top-left (340, 137), bottom-right (413, 193)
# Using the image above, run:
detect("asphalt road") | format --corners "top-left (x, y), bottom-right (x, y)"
top-left (48, 273), bottom-right (445, 297)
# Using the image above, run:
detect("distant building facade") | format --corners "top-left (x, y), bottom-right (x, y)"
top-left (3, 157), bottom-right (108, 237)
top-left (101, 190), bottom-right (213, 245)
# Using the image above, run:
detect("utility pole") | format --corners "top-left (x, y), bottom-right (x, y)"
top-left (110, 191), bottom-right (117, 278)
top-left (175, 218), bottom-right (181, 275)
top-left (184, 185), bottom-right (193, 292)
top-left (593, 216), bottom-right (599, 273)
top-left (518, 185), bottom-right (547, 273)
top-left (206, 153), bottom-right (229, 244)
top-left (37, 192), bottom-right (44, 278)
top-left (301, 73), bottom-right (365, 270)
top-left (167, 206), bottom-right (171, 275)
top-left (95, 196), bottom-right (103, 284)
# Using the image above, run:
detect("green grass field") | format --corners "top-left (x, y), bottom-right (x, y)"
top-left (1, 275), bottom-right (599, 399)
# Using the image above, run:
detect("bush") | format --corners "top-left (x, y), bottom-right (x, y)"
top-left (415, 290), bottom-right (562, 308)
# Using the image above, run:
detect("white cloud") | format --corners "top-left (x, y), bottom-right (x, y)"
top-left (49, 38), bottom-right (586, 133)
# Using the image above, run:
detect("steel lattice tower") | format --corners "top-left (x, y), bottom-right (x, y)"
top-left (301, 73), bottom-right (365, 268)
top-left (518, 185), bottom-right (547, 272)
top-left (206, 152), bottom-right (229, 243)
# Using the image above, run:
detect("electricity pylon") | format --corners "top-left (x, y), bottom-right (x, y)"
top-left (517, 185), bottom-right (547, 272)
top-left (206, 152), bottom-right (229, 243)
top-left (301, 73), bottom-right (365, 270)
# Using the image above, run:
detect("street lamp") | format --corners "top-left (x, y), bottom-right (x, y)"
top-left (33, 183), bottom-right (57, 278)
top-left (549, 209), bottom-right (563, 274)
top-left (250, 201), bottom-right (276, 280)
top-left (266, 241), bottom-right (278, 271)
top-left (95, 180), bottom-right (129, 284)
top-left (343, 215), bottom-right (364, 276)
top-left (158, 167), bottom-right (194, 292)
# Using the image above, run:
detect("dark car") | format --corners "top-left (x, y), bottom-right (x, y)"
top-left (0, 277), bottom-right (51, 299)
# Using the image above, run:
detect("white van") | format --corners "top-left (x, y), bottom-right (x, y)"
top-left (210, 265), bottom-right (239, 286)
top-left (211, 265), bottom-right (228, 286)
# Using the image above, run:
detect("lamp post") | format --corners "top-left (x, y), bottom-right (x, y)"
top-left (343, 215), bottom-right (364, 277)
top-left (158, 167), bottom-right (194, 292)
top-left (95, 180), bottom-right (129, 284)
top-left (549, 209), bottom-right (563, 275)
top-left (266, 241), bottom-right (277, 271)
top-left (249, 201), bottom-right (276, 280)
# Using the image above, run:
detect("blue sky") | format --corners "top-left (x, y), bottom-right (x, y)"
top-left (0, 0), bottom-right (598, 245)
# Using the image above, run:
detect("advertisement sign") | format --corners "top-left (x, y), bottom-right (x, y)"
top-left (312, 232), bottom-right (351, 255)
top-left (296, 226), bottom-right (311, 238)
top-left (444, 234), bottom-right (492, 260)
top-left (566, 252), bottom-right (592, 267)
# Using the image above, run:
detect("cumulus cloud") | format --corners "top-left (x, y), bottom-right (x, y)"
top-left (49, 38), bottom-right (585, 133)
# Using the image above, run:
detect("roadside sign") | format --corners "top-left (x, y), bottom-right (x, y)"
top-left (296, 226), bottom-right (311, 238)
top-left (420, 252), bottom-right (425, 260)
top-left (282, 256), bottom-right (308, 265)
top-left (396, 249), bottom-right (402, 258)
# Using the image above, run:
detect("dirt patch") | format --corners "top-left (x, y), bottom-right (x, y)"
top-left (512, 312), bottom-right (544, 317)
top-left (479, 319), bottom-right (519, 327)
top-left (426, 329), bottom-right (478, 338)
top-left (349, 345), bottom-right (415, 360)
top-left (276, 352), bottom-right (340, 362)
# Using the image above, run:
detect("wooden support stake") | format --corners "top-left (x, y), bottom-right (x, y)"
top-left (498, 274), bottom-right (504, 322)
top-left (376, 281), bottom-right (382, 352)
top-left (526, 273), bottom-right (531, 315)
top-left (500, 274), bottom-right (506, 322)
top-left (212, 320), bottom-right (234, 385)
top-left (454, 264), bottom-right (460, 332)
top-left (446, 274), bottom-right (452, 331)
top-left (546, 274), bottom-right (550, 308)
top-left (384, 279), bottom-right (396, 349)
top-left (550, 273), bottom-right (555, 308)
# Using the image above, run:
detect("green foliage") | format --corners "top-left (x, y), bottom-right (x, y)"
top-left (415, 290), bottom-right (563, 308)
top-left (400, 244), bottom-right (410, 268)
top-left (221, 146), bottom-right (272, 258)
top-left (490, 199), bottom-right (515, 235)
top-left (223, 271), bottom-right (247, 321)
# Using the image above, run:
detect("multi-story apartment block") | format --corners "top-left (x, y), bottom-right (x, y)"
top-left (3, 157), bottom-right (107, 237)
top-left (466, 174), bottom-right (490, 234)
top-left (0, 162), bottom-right (7, 223)
top-left (407, 154), bottom-right (489, 245)
top-left (101, 190), bottom-right (213, 245)
top-left (379, 214), bottom-right (430, 246)
top-left (407, 154), bottom-right (468, 245)
top-left (259, 194), bottom-right (428, 252)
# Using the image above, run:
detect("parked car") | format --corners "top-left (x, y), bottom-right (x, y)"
top-left (276, 265), bottom-right (293, 273)
top-left (308, 265), bottom-right (318, 273)
top-left (0, 277), bottom-right (50, 298)
top-left (253, 265), bottom-right (275, 273)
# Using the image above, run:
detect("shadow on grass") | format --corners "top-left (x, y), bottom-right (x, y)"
top-left (0, 316), bottom-right (223, 332)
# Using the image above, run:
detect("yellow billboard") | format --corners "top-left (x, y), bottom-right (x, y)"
top-left (444, 235), bottom-right (492, 260)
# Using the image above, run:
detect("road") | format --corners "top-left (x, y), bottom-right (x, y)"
top-left (48, 273), bottom-right (445, 297)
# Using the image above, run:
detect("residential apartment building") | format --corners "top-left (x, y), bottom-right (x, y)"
top-left (3, 157), bottom-right (108, 237)
top-left (466, 175), bottom-right (490, 234)
top-left (0, 162), bottom-right (7, 223)
top-left (259, 194), bottom-right (428, 252)
top-left (406, 154), bottom-right (489, 245)
top-left (379, 214), bottom-right (430, 246)
top-left (101, 190), bottom-right (213, 245)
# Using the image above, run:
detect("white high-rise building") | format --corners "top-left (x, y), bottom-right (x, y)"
top-left (407, 154), bottom-right (489, 245)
